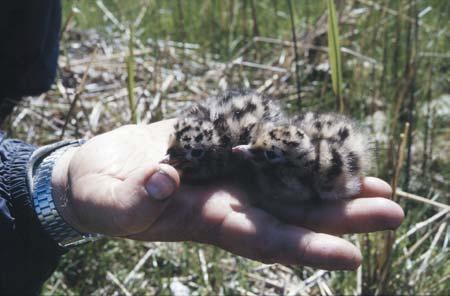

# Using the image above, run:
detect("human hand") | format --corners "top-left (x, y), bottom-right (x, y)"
top-left (52, 119), bottom-right (404, 270)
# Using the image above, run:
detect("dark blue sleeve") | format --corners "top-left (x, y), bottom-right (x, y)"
top-left (0, 0), bottom-right (61, 98)
top-left (0, 132), bottom-right (64, 295)
top-left (0, 0), bottom-right (61, 123)
top-left (0, 2), bottom-right (64, 294)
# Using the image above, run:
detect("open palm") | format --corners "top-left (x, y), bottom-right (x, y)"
top-left (53, 119), bottom-right (403, 270)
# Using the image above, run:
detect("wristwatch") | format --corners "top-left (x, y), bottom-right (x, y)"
top-left (27, 140), bottom-right (104, 248)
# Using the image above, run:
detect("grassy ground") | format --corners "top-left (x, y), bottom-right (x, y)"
top-left (6, 0), bottom-right (449, 295)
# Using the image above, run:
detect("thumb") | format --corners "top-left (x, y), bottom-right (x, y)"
top-left (112, 163), bottom-right (180, 235)
top-left (143, 164), bottom-right (180, 201)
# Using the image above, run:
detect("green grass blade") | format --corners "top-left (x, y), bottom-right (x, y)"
top-left (326, 0), bottom-right (344, 112)
top-left (126, 25), bottom-right (138, 124)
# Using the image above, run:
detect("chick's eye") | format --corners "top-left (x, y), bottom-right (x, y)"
top-left (265, 150), bottom-right (277, 159)
top-left (191, 148), bottom-right (205, 158)
top-left (264, 149), bottom-right (284, 163)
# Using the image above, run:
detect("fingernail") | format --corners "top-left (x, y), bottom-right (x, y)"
top-left (145, 169), bottom-right (176, 200)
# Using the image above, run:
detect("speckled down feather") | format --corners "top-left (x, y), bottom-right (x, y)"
top-left (164, 90), bottom-right (372, 203)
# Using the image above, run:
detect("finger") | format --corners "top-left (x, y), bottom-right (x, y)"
top-left (144, 164), bottom-right (180, 200)
top-left (111, 163), bottom-right (180, 235)
top-left (210, 207), bottom-right (362, 270)
top-left (265, 197), bottom-right (404, 235)
top-left (355, 177), bottom-right (392, 198)
top-left (258, 176), bottom-right (401, 234)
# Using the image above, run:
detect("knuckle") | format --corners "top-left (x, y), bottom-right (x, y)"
top-left (297, 234), bottom-right (313, 264)
top-left (253, 232), bottom-right (279, 264)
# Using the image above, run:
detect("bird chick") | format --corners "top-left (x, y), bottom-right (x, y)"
top-left (210, 90), bottom-right (283, 145)
top-left (164, 104), bottom-right (234, 182)
top-left (233, 122), bottom-right (318, 203)
top-left (164, 90), bottom-right (284, 183)
top-left (294, 112), bottom-right (371, 200)
top-left (233, 112), bottom-right (371, 202)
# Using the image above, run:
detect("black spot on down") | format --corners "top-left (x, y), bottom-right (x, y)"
top-left (338, 127), bottom-right (349, 142)
top-left (327, 148), bottom-right (343, 177)
top-left (347, 151), bottom-right (360, 173)
top-left (314, 121), bottom-right (322, 130)
top-left (194, 133), bottom-right (204, 143)
top-left (244, 102), bottom-right (257, 114)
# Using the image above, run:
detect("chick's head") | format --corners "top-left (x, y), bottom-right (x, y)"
top-left (232, 123), bottom-right (318, 203)
top-left (165, 116), bottom-right (233, 182)
top-left (234, 124), bottom-right (316, 171)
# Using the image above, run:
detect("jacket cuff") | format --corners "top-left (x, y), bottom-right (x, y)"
top-left (5, 137), bottom-right (66, 255)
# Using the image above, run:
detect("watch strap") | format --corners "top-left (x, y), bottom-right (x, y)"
top-left (27, 140), bottom-right (103, 248)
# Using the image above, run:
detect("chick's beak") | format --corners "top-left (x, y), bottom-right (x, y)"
top-left (160, 153), bottom-right (189, 167)
top-left (160, 154), bottom-right (171, 163)
top-left (232, 144), bottom-right (254, 159)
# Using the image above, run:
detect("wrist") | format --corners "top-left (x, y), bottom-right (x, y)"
top-left (29, 140), bottom-right (103, 248)
top-left (51, 146), bottom-right (86, 233)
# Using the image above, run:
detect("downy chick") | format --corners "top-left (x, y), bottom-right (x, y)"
top-left (164, 104), bottom-right (233, 182)
top-left (233, 122), bottom-right (318, 203)
top-left (164, 90), bottom-right (282, 182)
top-left (294, 112), bottom-right (371, 200)
top-left (233, 112), bottom-right (371, 202)
top-left (210, 90), bottom-right (283, 145)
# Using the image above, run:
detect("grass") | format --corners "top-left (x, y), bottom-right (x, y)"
top-left (326, 0), bottom-right (344, 113)
top-left (6, 0), bottom-right (449, 295)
